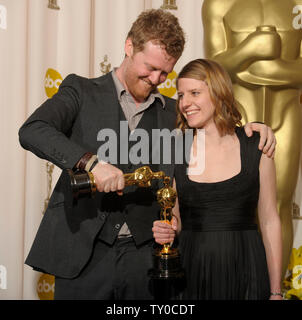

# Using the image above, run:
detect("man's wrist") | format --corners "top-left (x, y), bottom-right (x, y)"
top-left (85, 155), bottom-right (98, 172)
top-left (75, 152), bottom-right (97, 172)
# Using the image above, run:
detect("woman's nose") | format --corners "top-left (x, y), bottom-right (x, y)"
top-left (182, 95), bottom-right (192, 108)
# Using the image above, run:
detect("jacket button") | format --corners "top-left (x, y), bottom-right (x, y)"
top-left (115, 224), bottom-right (121, 230)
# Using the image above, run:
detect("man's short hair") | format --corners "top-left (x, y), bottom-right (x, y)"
top-left (127, 9), bottom-right (185, 59)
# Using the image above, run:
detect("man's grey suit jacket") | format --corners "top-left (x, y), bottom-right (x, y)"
top-left (19, 72), bottom-right (177, 278)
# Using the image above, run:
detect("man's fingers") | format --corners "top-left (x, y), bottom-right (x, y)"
top-left (263, 129), bottom-right (276, 157)
top-left (96, 181), bottom-right (104, 193)
top-left (265, 139), bottom-right (276, 158)
top-left (258, 125), bottom-right (268, 151)
top-left (92, 163), bottom-right (125, 193)
top-left (262, 128), bottom-right (273, 153)
top-left (103, 184), bottom-right (111, 193)
top-left (117, 175), bottom-right (125, 191)
top-left (243, 123), bottom-right (276, 156)
top-left (115, 176), bottom-right (125, 196)
top-left (244, 123), bottom-right (253, 137)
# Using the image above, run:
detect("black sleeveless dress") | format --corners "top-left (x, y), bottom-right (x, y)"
top-left (175, 127), bottom-right (270, 300)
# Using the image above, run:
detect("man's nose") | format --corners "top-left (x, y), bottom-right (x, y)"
top-left (149, 71), bottom-right (163, 86)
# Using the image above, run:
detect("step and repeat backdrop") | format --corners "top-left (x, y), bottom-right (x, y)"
top-left (0, 0), bottom-right (301, 299)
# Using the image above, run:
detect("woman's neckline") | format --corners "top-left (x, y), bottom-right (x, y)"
top-left (186, 128), bottom-right (244, 185)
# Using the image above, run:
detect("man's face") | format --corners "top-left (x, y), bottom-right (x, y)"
top-left (122, 40), bottom-right (178, 103)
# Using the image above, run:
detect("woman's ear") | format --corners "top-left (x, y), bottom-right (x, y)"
top-left (125, 38), bottom-right (134, 58)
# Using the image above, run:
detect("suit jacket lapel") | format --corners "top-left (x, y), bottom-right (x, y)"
top-left (92, 72), bottom-right (122, 164)
top-left (92, 72), bottom-right (121, 138)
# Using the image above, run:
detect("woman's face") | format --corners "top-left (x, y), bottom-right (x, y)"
top-left (177, 78), bottom-right (216, 129)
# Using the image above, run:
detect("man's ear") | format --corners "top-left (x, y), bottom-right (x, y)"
top-left (125, 38), bottom-right (134, 58)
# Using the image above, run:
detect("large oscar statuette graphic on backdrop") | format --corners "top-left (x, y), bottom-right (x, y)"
top-left (67, 166), bottom-right (184, 280)
top-left (202, 0), bottom-right (302, 279)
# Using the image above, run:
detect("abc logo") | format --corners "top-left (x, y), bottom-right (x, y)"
top-left (44, 68), bottom-right (62, 98)
top-left (0, 5), bottom-right (7, 30)
top-left (157, 70), bottom-right (177, 98)
top-left (37, 273), bottom-right (55, 300)
top-left (292, 265), bottom-right (302, 289)
top-left (0, 265), bottom-right (7, 290)
top-left (293, 5), bottom-right (302, 30)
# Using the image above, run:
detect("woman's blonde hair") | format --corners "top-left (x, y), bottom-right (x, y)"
top-left (176, 59), bottom-right (242, 135)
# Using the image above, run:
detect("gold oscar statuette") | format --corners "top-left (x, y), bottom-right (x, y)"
top-left (48, 0), bottom-right (60, 10)
top-left (160, 0), bottom-right (178, 10)
top-left (66, 166), bottom-right (184, 279)
top-left (148, 175), bottom-right (184, 279)
top-left (100, 55), bottom-right (111, 75)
